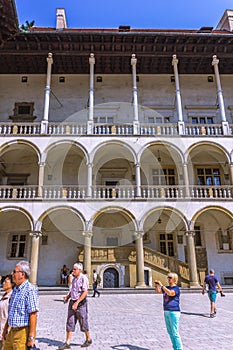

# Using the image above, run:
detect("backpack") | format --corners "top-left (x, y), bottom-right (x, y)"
top-left (96, 274), bottom-right (101, 284)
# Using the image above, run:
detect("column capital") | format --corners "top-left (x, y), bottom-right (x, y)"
top-left (83, 230), bottom-right (93, 238)
top-left (212, 55), bottom-right (219, 66)
top-left (172, 54), bottom-right (178, 65)
top-left (47, 52), bottom-right (53, 64)
top-left (30, 231), bottom-right (42, 238)
top-left (134, 230), bottom-right (144, 239)
top-left (131, 53), bottom-right (137, 65)
top-left (89, 53), bottom-right (95, 65)
top-left (185, 230), bottom-right (196, 237)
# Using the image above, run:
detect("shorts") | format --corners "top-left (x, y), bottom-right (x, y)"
top-left (3, 326), bottom-right (29, 350)
top-left (66, 299), bottom-right (89, 333)
top-left (208, 291), bottom-right (217, 302)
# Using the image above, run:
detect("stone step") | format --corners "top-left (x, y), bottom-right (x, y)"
top-left (37, 285), bottom-right (233, 295)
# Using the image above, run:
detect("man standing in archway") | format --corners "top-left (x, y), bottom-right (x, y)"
top-left (92, 269), bottom-right (100, 298)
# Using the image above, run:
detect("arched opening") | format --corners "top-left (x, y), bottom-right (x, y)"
top-left (103, 267), bottom-right (119, 288)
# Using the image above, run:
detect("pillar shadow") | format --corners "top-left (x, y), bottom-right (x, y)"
top-left (111, 345), bottom-right (150, 350)
top-left (181, 311), bottom-right (210, 318)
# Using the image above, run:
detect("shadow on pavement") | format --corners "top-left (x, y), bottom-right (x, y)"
top-left (111, 345), bottom-right (150, 350)
top-left (36, 338), bottom-right (79, 347)
top-left (181, 311), bottom-right (210, 318)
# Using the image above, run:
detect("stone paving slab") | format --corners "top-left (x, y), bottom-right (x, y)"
top-left (34, 292), bottom-right (233, 350)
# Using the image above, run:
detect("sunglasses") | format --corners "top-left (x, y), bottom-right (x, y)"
top-left (12, 270), bottom-right (23, 274)
top-left (167, 276), bottom-right (173, 279)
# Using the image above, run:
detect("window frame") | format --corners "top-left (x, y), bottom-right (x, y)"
top-left (8, 232), bottom-right (28, 259)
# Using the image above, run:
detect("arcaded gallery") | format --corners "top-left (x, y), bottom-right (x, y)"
top-left (0, 1), bottom-right (233, 287)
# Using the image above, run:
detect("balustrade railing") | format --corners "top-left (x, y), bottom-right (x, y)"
top-left (92, 185), bottom-right (136, 199)
top-left (93, 124), bottom-right (133, 135)
top-left (141, 185), bottom-right (186, 199)
top-left (0, 121), bottom-right (229, 136)
top-left (0, 186), bottom-right (38, 199)
top-left (140, 123), bottom-right (178, 135)
top-left (0, 123), bottom-right (41, 135)
top-left (48, 123), bottom-right (87, 135)
top-left (190, 185), bottom-right (232, 199)
top-left (0, 184), bottom-right (231, 200)
top-left (42, 186), bottom-right (88, 199)
top-left (185, 123), bottom-right (223, 136)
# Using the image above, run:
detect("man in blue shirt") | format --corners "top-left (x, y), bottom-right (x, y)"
top-left (2, 260), bottom-right (39, 350)
top-left (202, 268), bottom-right (225, 318)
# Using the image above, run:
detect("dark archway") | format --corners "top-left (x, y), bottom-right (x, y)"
top-left (103, 268), bottom-right (119, 288)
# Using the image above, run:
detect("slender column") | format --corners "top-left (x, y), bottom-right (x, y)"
top-left (29, 231), bottom-right (42, 285)
top-left (131, 54), bottom-right (139, 134)
top-left (183, 162), bottom-right (190, 197)
top-left (41, 53), bottom-right (53, 134)
top-left (38, 162), bottom-right (45, 197)
top-left (87, 162), bottom-right (92, 197)
top-left (212, 55), bottom-right (229, 135)
top-left (185, 229), bottom-right (200, 287)
top-left (135, 162), bottom-right (141, 197)
top-left (134, 231), bottom-right (146, 287)
top-left (83, 230), bottom-right (92, 281)
top-left (172, 54), bottom-right (184, 135)
top-left (230, 163), bottom-right (233, 185)
top-left (87, 53), bottom-right (95, 134)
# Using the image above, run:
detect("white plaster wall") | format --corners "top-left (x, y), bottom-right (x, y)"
top-left (37, 231), bottom-right (79, 285)
top-left (1, 74), bottom-right (233, 123)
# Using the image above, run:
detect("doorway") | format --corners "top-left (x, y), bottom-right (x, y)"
top-left (103, 267), bottom-right (119, 288)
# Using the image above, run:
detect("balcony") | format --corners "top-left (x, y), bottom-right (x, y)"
top-left (0, 185), bottom-right (232, 200)
top-left (0, 121), bottom-right (228, 136)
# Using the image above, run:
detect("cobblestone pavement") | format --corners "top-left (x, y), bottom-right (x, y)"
top-left (34, 292), bottom-right (232, 350)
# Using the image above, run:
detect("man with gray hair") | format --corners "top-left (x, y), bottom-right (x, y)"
top-left (58, 263), bottom-right (92, 349)
top-left (2, 260), bottom-right (39, 350)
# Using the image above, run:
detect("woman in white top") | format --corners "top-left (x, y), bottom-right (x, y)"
top-left (0, 275), bottom-right (14, 350)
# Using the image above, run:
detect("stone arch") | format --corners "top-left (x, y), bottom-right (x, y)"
top-left (37, 206), bottom-right (86, 285)
top-left (185, 141), bottom-right (231, 186)
top-left (42, 140), bottom-right (89, 187)
top-left (139, 141), bottom-right (185, 187)
top-left (91, 206), bottom-right (137, 248)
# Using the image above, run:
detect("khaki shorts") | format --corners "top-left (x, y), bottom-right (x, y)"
top-left (3, 327), bottom-right (28, 350)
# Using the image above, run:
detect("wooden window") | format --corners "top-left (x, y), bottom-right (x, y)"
top-left (159, 233), bottom-right (174, 256)
top-left (9, 102), bottom-right (36, 122)
top-left (197, 168), bottom-right (221, 186)
top-left (152, 168), bottom-right (176, 186)
top-left (191, 116), bottom-right (214, 124)
top-left (9, 233), bottom-right (27, 258)
top-left (218, 230), bottom-right (232, 251)
top-left (194, 226), bottom-right (202, 246)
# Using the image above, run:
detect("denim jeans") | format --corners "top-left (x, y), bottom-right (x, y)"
top-left (164, 310), bottom-right (183, 350)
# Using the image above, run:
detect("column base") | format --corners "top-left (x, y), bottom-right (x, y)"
top-left (41, 120), bottom-right (48, 134)
top-left (133, 121), bottom-right (139, 134)
top-left (135, 282), bottom-right (147, 288)
top-left (189, 281), bottom-right (200, 288)
top-left (221, 121), bottom-right (229, 135)
top-left (87, 120), bottom-right (94, 134)
top-left (178, 121), bottom-right (185, 135)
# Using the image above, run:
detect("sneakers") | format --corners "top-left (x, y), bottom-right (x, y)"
top-left (81, 339), bottom-right (92, 347)
top-left (210, 313), bottom-right (216, 318)
top-left (58, 343), bottom-right (71, 349)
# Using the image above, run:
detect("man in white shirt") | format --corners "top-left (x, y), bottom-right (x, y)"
top-left (58, 263), bottom-right (92, 349)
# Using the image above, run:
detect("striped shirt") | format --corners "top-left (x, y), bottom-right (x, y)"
top-left (8, 280), bottom-right (39, 328)
top-left (70, 273), bottom-right (89, 300)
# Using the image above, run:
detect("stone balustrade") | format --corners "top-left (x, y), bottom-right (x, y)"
top-left (0, 122), bottom-right (229, 136)
top-left (0, 185), bottom-right (232, 200)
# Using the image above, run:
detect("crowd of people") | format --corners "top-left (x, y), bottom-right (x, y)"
top-left (0, 264), bottom-right (225, 350)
